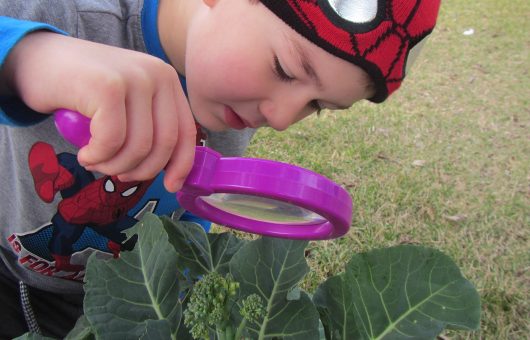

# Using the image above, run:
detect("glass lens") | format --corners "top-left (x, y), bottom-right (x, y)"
top-left (201, 193), bottom-right (326, 225)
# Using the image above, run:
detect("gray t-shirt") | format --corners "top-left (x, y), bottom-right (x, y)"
top-left (0, 0), bottom-right (255, 294)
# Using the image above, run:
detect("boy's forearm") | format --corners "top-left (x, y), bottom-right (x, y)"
top-left (0, 15), bottom-right (66, 97)
top-left (0, 30), bottom-right (57, 126)
top-left (1, 31), bottom-right (86, 118)
top-left (1, 31), bottom-right (52, 99)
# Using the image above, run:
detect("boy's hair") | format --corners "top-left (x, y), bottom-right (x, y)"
top-left (260, 0), bottom-right (442, 103)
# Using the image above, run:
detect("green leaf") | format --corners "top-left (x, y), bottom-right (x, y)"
top-left (137, 320), bottom-right (171, 339)
top-left (13, 334), bottom-right (55, 340)
top-left (313, 245), bottom-right (481, 340)
top-left (65, 315), bottom-right (94, 340)
top-left (207, 232), bottom-right (247, 275)
top-left (230, 237), bottom-right (320, 339)
top-left (161, 217), bottom-right (246, 277)
top-left (83, 214), bottom-right (184, 340)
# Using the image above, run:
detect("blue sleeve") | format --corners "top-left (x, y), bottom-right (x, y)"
top-left (0, 16), bottom-right (67, 126)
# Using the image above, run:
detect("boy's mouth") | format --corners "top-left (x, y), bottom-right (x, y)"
top-left (224, 106), bottom-right (248, 130)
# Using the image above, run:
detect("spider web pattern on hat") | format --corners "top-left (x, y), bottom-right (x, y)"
top-left (261, 0), bottom-right (442, 102)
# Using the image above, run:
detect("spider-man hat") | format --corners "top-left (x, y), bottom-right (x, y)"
top-left (260, 0), bottom-right (442, 103)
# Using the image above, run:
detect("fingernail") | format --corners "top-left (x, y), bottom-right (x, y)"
top-left (166, 179), bottom-right (183, 193)
top-left (117, 174), bottom-right (131, 182)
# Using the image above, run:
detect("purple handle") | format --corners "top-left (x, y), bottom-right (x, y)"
top-left (54, 109), bottom-right (352, 240)
top-left (54, 109), bottom-right (91, 148)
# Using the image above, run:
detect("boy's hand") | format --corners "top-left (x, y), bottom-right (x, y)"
top-left (2, 32), bottom-right (195, 192)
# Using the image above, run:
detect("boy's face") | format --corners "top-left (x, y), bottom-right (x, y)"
top-left (184, 0), bottom-right (374, 132)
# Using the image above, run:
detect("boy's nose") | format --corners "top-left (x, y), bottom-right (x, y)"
top-left (259, 96), bottom-right (311, 131)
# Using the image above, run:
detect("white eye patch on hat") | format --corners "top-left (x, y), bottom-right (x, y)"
top-left (327, 0), bottom-right (378, 23)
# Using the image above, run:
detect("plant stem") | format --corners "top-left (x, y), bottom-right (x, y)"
top-left (234, 319), bottom-right (247, 340)
top-left (217, 328), bottom-right (226, 340)
top-left (225, 325), bottom-right (234, 340)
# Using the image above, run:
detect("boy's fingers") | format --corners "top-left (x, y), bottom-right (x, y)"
top-left (163, 132), bottom-right (196, 192)
top-left (162, 88), bottom-right (197, 192)
top-left (77, 101), bottom-right (127, 166)
top-left (87, 91), bottom-right (154, 175)
top-left (117, 84), bottom-right (180, 181)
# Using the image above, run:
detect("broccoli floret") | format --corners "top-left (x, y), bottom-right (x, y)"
top-left (183, 272), bottom-right (267, 340)
top-left (184, 272), bottom-right (239, 339)
top-left (240, 294), bottom-right (265, 325)
top-left (234, 294), bottom-right (266, 339)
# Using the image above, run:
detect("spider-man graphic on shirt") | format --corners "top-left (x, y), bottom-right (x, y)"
top-left (5, 126), bottom-right (208, 281)
top-left (26, 141), bottom-right (152, 272)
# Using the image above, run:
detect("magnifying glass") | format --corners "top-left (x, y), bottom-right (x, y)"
top-left (54, 109), bottom-right (352, 240)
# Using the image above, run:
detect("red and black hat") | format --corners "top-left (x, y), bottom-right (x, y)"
top-left (260, 0), bottom-right (442, 102)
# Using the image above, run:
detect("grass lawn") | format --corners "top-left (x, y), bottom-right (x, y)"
top-left (226, 0), bottom-right (529, 338)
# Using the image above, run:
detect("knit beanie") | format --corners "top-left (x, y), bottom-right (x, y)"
top-left (260, 0), bottom-right (442, 103)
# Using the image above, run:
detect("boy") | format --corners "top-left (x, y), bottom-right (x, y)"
top-left (0, 0), bottom-right (441, 337)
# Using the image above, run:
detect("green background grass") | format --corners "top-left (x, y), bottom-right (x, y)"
top-left (216, 0), bottom-right (529, 338)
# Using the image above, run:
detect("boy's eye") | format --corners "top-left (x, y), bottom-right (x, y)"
top-left (310, 100), bottom-right (323, 116)
top-left (273, 56), bottom-right (322, 115)
top-left (274, 56), bottom-right (294, 82)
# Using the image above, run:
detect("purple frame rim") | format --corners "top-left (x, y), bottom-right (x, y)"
top-left (177, 147), bottom-right (352, 240)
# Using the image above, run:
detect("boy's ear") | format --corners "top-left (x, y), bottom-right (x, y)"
top-left (203, 0), bottom-right (217, 8)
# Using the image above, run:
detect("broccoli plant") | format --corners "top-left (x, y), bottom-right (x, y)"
top-left (183, 272), bottom-right (236, 339)
top-left (18, 213), bottom-right (481, 340)
top-left (183, 272), bottom-right (265, 340)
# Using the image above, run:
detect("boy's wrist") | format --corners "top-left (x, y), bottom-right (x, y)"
top-left (0, 16), bottom-right (67, 98)
top-left (1, 31), bottom-right (55, 97)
